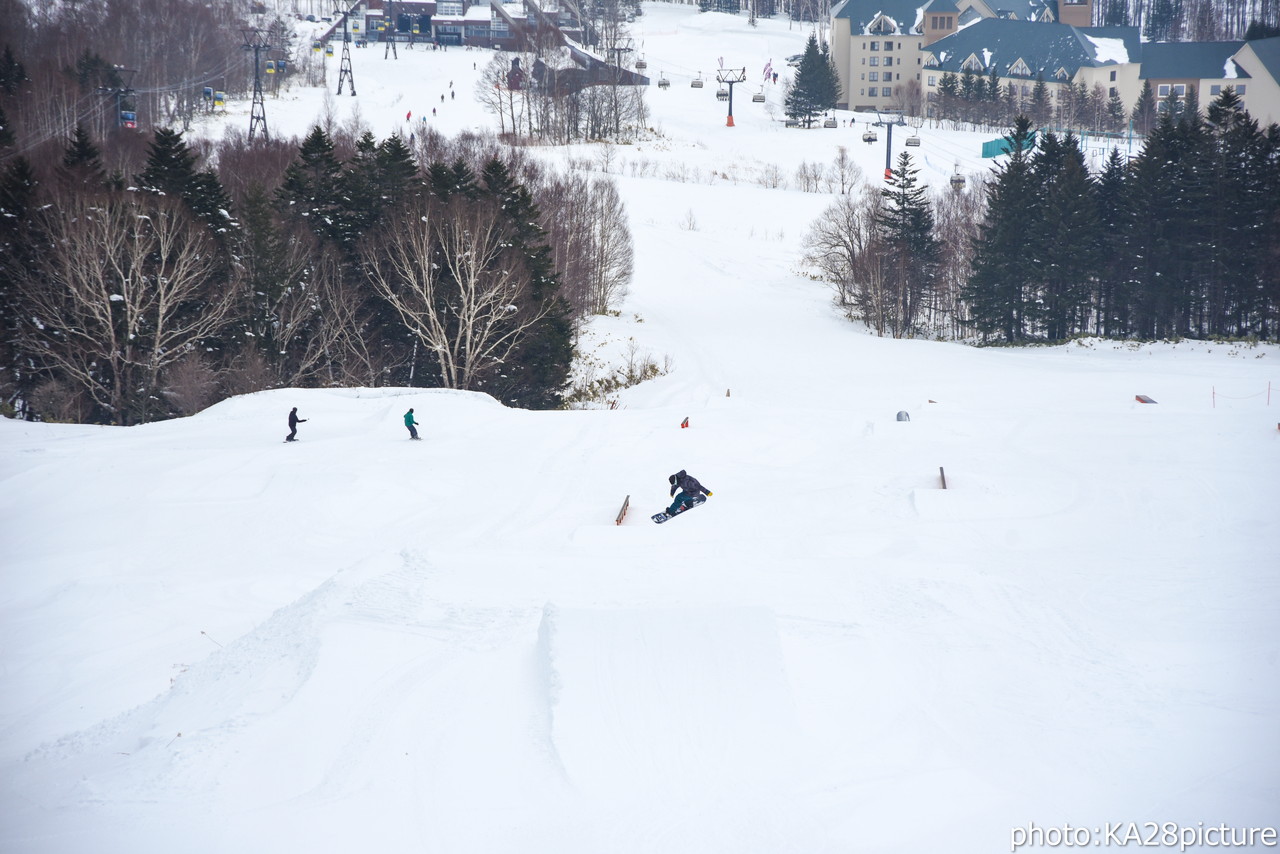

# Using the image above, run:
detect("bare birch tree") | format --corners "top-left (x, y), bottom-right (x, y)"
top-left (363, 196), bottom-right (551, 391)
top-left (17, 192), bottom-right (236, 423)
top-left (801, 187), bottom-right (885, 328)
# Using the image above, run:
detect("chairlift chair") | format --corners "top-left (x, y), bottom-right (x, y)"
top-left (716, 87), bottom-right (729, 101)
top-left (658, 74), bottom-right (670, 89)
top-left (752, 88), bottom-right (765, 103)
top-left (635, 54), bottom-right (647, 71)
top-left (862, 128), bottom-right (877, 143)
top-left (905, 132), bottom-right (921, 146)
top-left (691, 73), bottom-right (704, 89)
top-left (950, 173), bottom-right (967, 189)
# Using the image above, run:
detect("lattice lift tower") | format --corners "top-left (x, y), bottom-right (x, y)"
top-left (242, 28), bottom-right (272, 140)
top-left (335, 3), bottom-right (357, 95)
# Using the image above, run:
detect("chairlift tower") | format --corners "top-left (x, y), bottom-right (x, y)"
top-left (335, 3), bottom-right (357, 95)
top-left (384, 0), bottom-right (397, 59)
top-left (716, 66), bottom-right (746, 127)
top-left (873, 109), bottom-right (907, 180)
top-left (242, 29), bottom-right (272, 141)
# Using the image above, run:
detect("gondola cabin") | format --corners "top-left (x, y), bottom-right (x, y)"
top-left (313, 39), bottom-right (322, 52)
top-left (120, 110), bottom-right (137, 129)
top-left (214, 91), bottom-right (226, 107)
top-left (325, 43), bottom-right (334, 56)
top-left (950, 173), bottom-right (967, 189)
top-left (202, 86), bottom-right (214, 100)
top-left (277, 60), bottom-right (288, 72)
top-left (266, 60), bottom-right (276, 73)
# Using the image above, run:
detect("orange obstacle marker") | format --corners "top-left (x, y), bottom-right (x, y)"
top-left (680, 417), bottom-right (689, 428)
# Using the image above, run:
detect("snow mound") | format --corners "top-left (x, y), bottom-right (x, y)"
top-left (538, 604), bottom-right (797, 797)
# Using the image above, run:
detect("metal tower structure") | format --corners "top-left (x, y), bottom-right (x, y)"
top-left (716, 67), bottom-right (746, 127)
top-left (384, 0), bottom-right (398, 59)
top-left (242, 29), bottom-right (272, 141)
top-left (336, 3), bottom-right (357, 95)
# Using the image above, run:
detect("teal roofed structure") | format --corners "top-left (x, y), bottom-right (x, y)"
top-left (923, 18), bottom-right (1139, 78)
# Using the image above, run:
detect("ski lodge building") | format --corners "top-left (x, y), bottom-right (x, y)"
top-left (830, 0), bottom-right (1280, 126)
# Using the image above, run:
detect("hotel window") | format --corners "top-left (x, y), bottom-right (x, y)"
top-left (884, 72), bottom-right (893, 81)
top-left (1210, 84), bottom-right (1220, 95)
top-left (1173, 84), bottom-right (1186, 96)
top-left (885, 41), bottom-right (894, 51)
top-left (1109, 87), bottom-right (1117, 97)
top-left (869, 72), bottom-right (879, 81)
top-left (870, 57), bottom-right (879, 66)
top-left (883, 86), bottom-right (893, 96)
top-left (868, 87), bottom-right (878, 96)
top-left (870, 41), bottom-right (880, 50)
top-left (1109, 70), bottom-right (1116, 81)
top-left (928, 75), bottom-right (936, 86)
top-left (1158, 84), bottom-right (1170, 96)
top-left (1237, 84), bottom-right (1246, 94)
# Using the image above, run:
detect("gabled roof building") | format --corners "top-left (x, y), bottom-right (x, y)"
top-left (830, 0), bottom-right (1280, 125)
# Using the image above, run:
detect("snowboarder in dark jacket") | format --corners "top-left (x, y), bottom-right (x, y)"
top-left (667, 469), bottom-right (712, 516)
top-left (286, 407), bottom-right (306, 442)
top-left (404, 408), bottom-right (420, 440)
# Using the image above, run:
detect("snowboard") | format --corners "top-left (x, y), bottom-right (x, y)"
top-left (651, 494), bottom-right (707, 524)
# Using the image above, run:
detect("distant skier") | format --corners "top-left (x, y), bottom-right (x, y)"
top-left (666, 469), bottom-right (712, 516)
top-left (404, 408), bottom-right (420, 440)
top-left (285, 407), bottom-right (307, 442)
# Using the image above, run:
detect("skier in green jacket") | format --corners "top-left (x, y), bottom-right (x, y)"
top-left (404, 408), bottom-right (420, 440)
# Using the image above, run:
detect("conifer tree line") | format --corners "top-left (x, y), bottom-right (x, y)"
top-left (0, 117), bottom-right (634, 425)
top-left (805, 89), bottom-right (1280, 343)
top-left (932, 71), bottom-right (1132, 137)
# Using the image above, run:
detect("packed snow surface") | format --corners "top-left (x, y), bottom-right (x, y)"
top-left (2, 5), bottom-right (1278, 853)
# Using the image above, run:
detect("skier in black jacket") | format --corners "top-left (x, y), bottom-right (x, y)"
top-left (667, 469), bottom-right (712, 516)
top-left (285, 407), bottom-right (307, 442)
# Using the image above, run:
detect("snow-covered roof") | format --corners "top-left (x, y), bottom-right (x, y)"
top-left (1085, 35), bottom-right (1129, 64)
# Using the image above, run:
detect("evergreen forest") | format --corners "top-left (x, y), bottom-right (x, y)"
top-left (805, 90), bottom-right (1280, 344)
